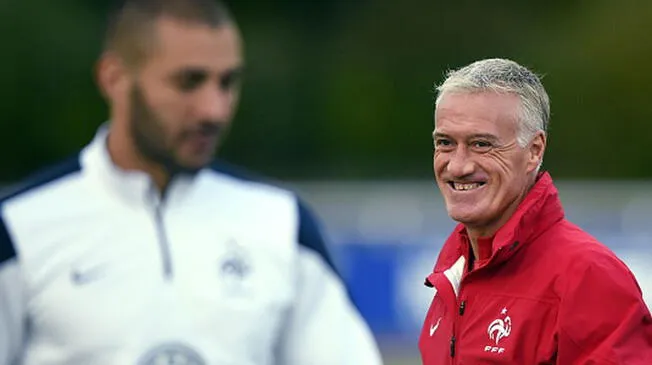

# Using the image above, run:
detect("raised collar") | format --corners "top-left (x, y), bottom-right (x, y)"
top-left (80, 124), bottom-right (197, 208)
top-left (452, 171), bottom-right (565, 267)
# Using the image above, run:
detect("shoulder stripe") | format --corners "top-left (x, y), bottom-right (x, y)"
top-left (297, 199), bottom-right (338, 274)
top-left (0, 153), bottom-right (81, 265)
top-left (0, 154), bottom-right (82, 203)
top-left (0, 216), bottom-right (15, 265)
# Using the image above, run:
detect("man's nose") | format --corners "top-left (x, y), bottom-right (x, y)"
top-left (195, 86), bottom-right (233, 122)
top-left (446, 148), bottom-right (475, 177)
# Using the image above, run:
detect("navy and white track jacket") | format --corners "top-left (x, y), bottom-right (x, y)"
top-left (0, 126), bottom-right (383, 365)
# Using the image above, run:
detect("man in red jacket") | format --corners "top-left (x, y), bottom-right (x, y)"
top-left (419, 58), bottom-right (652, 364)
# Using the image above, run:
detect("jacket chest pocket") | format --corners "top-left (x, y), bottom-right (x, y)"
top-left (456, 293), bottom-right (558, 364)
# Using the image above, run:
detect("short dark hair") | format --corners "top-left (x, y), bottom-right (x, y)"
top-left (104, 0), bottom-right (233, 68)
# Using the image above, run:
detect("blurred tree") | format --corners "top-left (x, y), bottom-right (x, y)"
top-left (0, 0), bottom-right (104, 180)
top-left (1, 0), bottom-right (651, 181)
top-left (526, 0), bottom-right (652, 179)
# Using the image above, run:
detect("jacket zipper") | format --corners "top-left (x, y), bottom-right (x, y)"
top-left (451, 298), bottom-right (467, 362)
top-left (154, 203), bottom-right (173, 280)
top-left (447, 241), bottom-right (510, 362)
top-left (451, 267), bottom-right (471, 362)
top-left (149, 182), bottom-right (173, 280)
top-left (450, 335), bottom-right (456, 359)
top-left (450, 296), bottom-right (461, 362)
top-left (449, 248), bottom-right (496, 362)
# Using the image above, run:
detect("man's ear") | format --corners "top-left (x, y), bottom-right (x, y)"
top-left (95, 52), bottom-right (130, 102)
top-left (527, 130), bottom-right (546, 173)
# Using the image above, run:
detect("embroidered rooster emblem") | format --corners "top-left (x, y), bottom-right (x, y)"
top-left (487, 308), bottom-right (512, 345)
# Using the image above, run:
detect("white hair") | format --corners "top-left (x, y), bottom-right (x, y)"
top-left (434, 58), bottom-right (550, 148)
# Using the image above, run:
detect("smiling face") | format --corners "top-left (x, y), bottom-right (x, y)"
top-left (433, 91), bottom-right (545, 237)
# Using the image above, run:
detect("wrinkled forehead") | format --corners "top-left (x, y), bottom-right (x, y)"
top-left (144, 16), bottom-right (243, 74)
top-left (434, 91), bottom-right (521, 137)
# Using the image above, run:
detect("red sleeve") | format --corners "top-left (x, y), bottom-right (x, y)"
top-left (557, 250), bottom-right (652, 364)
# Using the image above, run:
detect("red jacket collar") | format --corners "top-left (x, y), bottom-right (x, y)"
top-left (439, 171), bottom-right (565, 270)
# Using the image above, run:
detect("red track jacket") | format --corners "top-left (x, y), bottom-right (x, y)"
top-left (419, 172), bottom-right (652, 364)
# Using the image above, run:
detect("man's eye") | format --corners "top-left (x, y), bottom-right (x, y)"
top-left (176, 71), bottom-right (207, 92)
top-left (471, 141), bottom-right (492, 150)
top-left (435, 139), bottom-right (453, 149)
top-left (219, 72), bottom-right (239, 91)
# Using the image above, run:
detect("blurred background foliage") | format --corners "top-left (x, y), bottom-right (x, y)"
top-left (1, 0), bottom-right (652, 182)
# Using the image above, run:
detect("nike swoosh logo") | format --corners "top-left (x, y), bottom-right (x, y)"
top-left (430, 317), bottom-right (442, 336)
top-left (70, 266), bottom-right (106, 286)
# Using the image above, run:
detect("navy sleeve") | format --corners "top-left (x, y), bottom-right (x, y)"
top-left (277, 199), bottom-right (383, 365)
top-left (296, 198), bottom-right (339, 274)
top-left (0, 215), bottom-right (16, 266)
top-left (0, 212), bottom-right (25, 364)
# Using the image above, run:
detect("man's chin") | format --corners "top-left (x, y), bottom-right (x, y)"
top-left (446, 208), bottom-right (483, 226)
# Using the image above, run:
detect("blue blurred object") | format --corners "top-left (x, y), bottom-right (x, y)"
top-left (335, 243), bottom-right (399, 334)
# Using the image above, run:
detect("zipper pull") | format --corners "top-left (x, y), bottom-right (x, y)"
top-left (450, 335), bottom-right (456, 357)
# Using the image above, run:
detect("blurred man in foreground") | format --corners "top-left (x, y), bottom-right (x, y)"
top-left (419, 58), bottom-right (652, 364)
top-left (0, 1), bottom-right (382, 364)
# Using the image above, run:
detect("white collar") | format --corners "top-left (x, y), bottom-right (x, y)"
top-left (80, 124), bottom-right (198, 208)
